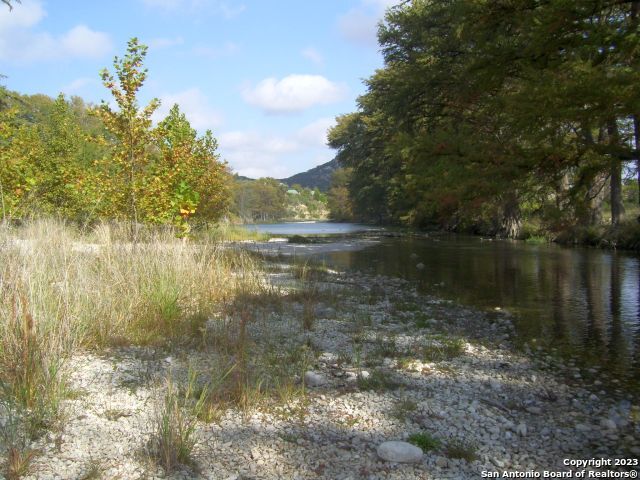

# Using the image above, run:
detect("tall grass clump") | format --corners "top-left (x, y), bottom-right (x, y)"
top-left (0, 218), bottom-right (265, 436)
top-left (148, 370), bottom-right (207, 473)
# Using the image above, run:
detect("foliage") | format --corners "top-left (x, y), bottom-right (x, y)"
top-left (231, 176), bottom-right (328, 222)
top-left (0, 38), bottom-right (230, 232)
top-left (92, 37), bottom-right (160, 224)
top-left (142, 104), bottom-right (230, 235)
top-left (407, 432), bottom-right (441, 452)
top-left (329, 0), bottom-right (640, 238)
top-left (327, 167), bottom-right (354, 221)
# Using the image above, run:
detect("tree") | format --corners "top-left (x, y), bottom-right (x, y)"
top-left (141, 104), bottom-right (230, 234)
top-left (327, 167), bottom-right (354, 221)
top-left (329, 0), bottom-right (640, 236)
top-left (93, 37), bottom-right (160, 228)
top-left (1, 0), bottom-right (20, 10)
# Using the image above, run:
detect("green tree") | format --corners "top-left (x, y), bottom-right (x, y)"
top-left (330, 0), bottom-right (640, 236)
top-left (93, 37), bottom-right (160, 227)
top-left (327, 167), bottom-right (354, 221)
top-left (141, 104), bottom-right (230, 234)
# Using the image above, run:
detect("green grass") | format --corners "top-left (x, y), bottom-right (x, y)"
top-left (357, 369), bottom-right (401, 391)
top-left (421, 337), bottom-right (465, 362)
top-left (391, 399), bottom-right (418, 421)
top-left (199, 223), bottom-right (271, 242)
top-left (524, 235), bottom-right (548, 244)
top-left (148, 371), bottom-right (208, 473)
top-left (445, 440), bottom-right (479, 462)
top-left (407, 431), bottom-right (441, 452)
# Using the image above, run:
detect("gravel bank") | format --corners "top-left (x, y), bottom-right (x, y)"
top-left (4, 268), bottom-right (638, 479)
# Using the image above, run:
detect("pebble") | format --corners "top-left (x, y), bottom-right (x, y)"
top-left (5, 266), bottom-right (633, 480)
top-left (435, 456), bottom-right (448, 468)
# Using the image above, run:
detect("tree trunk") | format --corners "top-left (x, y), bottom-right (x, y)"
top-left (501, 193), bottom-right (521, 239)
top-left (632, 3), bottom-right (639, 206)
top-left (608, 120), bottom-right (624, 226)
top-left (634, 114), bottom-right (640, 206)
top-left (585, 174), bottom-right (606, 226)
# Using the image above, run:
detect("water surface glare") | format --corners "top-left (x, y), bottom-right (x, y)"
top-left (246, 222), bottom-right (380, 235)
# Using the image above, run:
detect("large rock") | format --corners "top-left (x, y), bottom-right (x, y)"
top-left (377, 441), bottom-right (423, 463)
top-left (304, 371), bottom-right (327, 387)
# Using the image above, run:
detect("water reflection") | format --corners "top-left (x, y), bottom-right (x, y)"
top-left (318, 235), bottom-right (640, 387)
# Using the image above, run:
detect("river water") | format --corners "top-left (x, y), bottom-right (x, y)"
top-left (249, 223), bottom-right (640, 389)
top-left (246, 222), bottom-right (379, 235)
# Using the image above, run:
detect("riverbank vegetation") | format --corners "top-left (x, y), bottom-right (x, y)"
top-left (327, 0), bottom-right (640, 247)
top-left (1, 39), bottom-right (229, 237)
top-left (0, 219), bottom-right (262, 419)
top-left (231, 177), bottom-right (328, 223)
top-left (1, 37), bottom-right (328, 234)
top-left (2, 227), bottom-right (636, 477)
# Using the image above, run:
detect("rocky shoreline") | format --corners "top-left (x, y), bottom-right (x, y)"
top-left (4, 265), bottom-right (639, 479)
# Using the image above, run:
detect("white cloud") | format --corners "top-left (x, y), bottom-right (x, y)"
top-left (0, 1), bottom-right (112, 63)
top-left (61, 25), bottom-right (112, 58)
top-left (338, 0), bottom-right (400, 47)
top-left (147, 36), bottom-right (184, 49)
top-left (218, 130), bottom-right (296, 178)
top-left (296, 117), bottom-right (336, 147)
top-left (218, 118), bottom-right (338, 178)
top-left (0, 0), bottom-right (44, 29)
top-left (242, 74), bottom-right (346, 115)
top-left (154, 88), bottom-right (223, 131)
top-left (302, 47), bottom-right (323, 67)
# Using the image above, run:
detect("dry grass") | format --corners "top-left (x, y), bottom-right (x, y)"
top-left (0, 218), bottom-right (265, 438)
top-left (197, 223), bottom-right (271, 243)
top-left (3, 445), bottom-right (37, 480)
top-left (148, 372), bottom-right (206, 473)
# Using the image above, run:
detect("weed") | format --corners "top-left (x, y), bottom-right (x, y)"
top-left (0, 287), bottom-right (69, 438)
top-left (302, 299), bottom-right (315, 331)
top-left (148, 371), bottom-right (208, 473)
top-left (3, 446), bottom-right (37, 480)
top-left (79, 459), bottom-right (104, 480)
top-left (421, 337), bottom-right (465, 362)
top-left (0, 219), bottom-right (266, 440)
top-left (391, 399), bottom-right (418, 422)
top-left (445, 440), bottom-right (478, 462)
top-left (414, 313), bottom-right (433, 329)
top-left (367, 284), bottom-right (386, 305)
top-left (370, 333), bottom-right (399, 359)
top-left (357, 369), bottom-right (400, 391)
top-left (392, 301), bottom-right (421, 313)
top-left (351, 312), bottom-right (372, 330)
top-left (407, 431), bottom-right (441, 452)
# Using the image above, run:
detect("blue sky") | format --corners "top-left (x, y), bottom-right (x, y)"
top-left (0, 0), bottom-right (396, 178)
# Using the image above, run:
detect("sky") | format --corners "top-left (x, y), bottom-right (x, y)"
top-left (0, 0), bottom-right (397, 178)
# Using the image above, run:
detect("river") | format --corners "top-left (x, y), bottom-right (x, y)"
top-left (247, 222), bottom-right (640, 390)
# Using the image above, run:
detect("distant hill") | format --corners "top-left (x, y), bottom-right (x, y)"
top-left (279, 159), bottom-right (338, 191)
